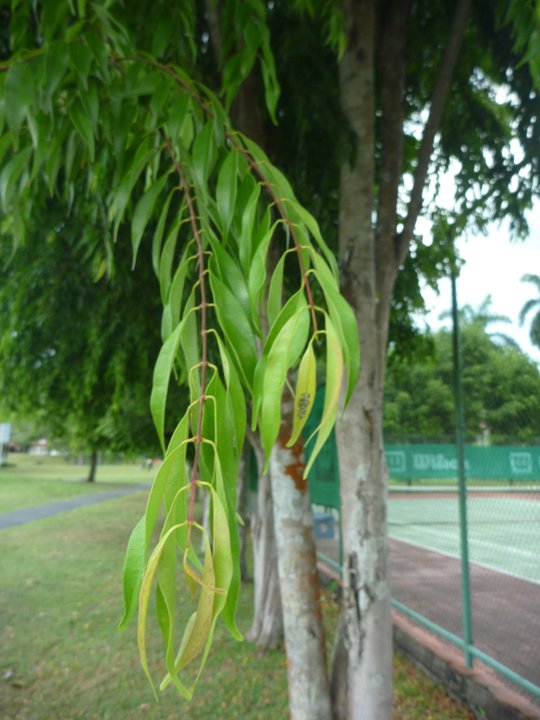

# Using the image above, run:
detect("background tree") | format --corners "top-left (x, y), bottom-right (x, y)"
top-left (385, 321), bottom-right (540, 443)
top-left (0, 2), bottom-right (356, 716)
top-left (0, 199), bottom-right (164, 479)
top-left (520, 273), bottom-right (540, 349)
top-left (1, 1), bottom-right (540, 718)
top-left (236, 2), bottom-right (539, 714)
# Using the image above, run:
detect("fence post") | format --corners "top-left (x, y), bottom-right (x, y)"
top-left (451, 266), bottom-right (474, 668)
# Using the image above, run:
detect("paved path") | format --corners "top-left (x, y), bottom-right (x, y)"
top-left (0, 485), bottom-right (150, 530)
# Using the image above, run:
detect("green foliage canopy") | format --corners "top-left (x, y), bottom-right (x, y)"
top-left (0, 0), bottom-right (358, 699)
top-left (0, 198), bottom-right (164, 455)
top-left (385, 319), bottom-right (540, 443)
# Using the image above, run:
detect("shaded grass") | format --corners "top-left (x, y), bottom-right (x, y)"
top-left (0, 481), bottom-right (475, 719)
top-left (0, 454), bottom-right (152, 513)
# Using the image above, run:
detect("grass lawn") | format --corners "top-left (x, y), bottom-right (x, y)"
top-left (0, 453), bottom-right (152, 513)
top-left (0, 464), bottom-right (475, 719)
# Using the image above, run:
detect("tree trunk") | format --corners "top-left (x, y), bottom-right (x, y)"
top-left (331, 2), bottom-right (394, 718)
top-left (271, 396), bottom-right (332, 720)
top-left (246, 430), bottom-right (284, 648)
top-left (87, 448), bottom-right (98, 483)
top-left (332, 0), bottom-right (470, 715)
top-left (236, 441), bottom-right (251, 582)
top-left (331, 380), bottom-right (392, 720)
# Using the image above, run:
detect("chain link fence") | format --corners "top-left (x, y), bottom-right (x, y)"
top-left (306, 286), bottom-right (540, 705)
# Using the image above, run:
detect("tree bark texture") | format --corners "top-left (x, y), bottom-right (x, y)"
top-left (333, 1), bottom-right (472, 717)
top-left (271, 397), bottom-right (332, 720)
top-left (332, 2), bottom-right (393, 718)
top-left (246, 431), bottom-right (284, 648)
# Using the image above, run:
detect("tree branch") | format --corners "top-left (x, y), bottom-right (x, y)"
top-left (230, 133), bottom-right (319, 333)
top-left (375, 0), bottom-right (411, 264)
top-left (399, 0), bottom-right (472, 261)
top-left (162, 132), bottom-right (209, 543)
top-left (338, 0), bottom-right (376, 310)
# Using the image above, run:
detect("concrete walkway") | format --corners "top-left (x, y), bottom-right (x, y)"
top-left (0, 484), bottom-right (150, 530)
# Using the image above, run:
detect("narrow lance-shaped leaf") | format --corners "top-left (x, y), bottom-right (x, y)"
top-left (131, 173), bottom-right (169, 267)
top-left (118, 514), bottom-right (146, 630)
top-left (69, 98), bottom-right (95, 161)
top-left (216, 151), bottom-right (238, 236)
top-left (310, 249), bottom-right (360, 406)
top-left (260, 307), bottom-right (310, 464)
top-left (150, 314), bottom-right (190, 452)
top-left (304, 315), bottom-right (344, 477)
top-left (288, 341), bottom-right (317, 448)
top-left (137, 523), bottom-right (187, 698)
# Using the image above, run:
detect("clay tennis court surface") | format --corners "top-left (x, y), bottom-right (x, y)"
top-left (389, 538), bottom-right (540, 691)
top-left (316, 489), bottom-right (540, 705)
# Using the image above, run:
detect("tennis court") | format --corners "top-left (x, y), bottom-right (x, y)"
top-left (388, 489), bottom-right (540, 583)
top-left (387, 487), bottom-right (540, 699)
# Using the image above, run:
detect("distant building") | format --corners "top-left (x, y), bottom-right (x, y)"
top-left (29, 438), bottom-right (48, 456)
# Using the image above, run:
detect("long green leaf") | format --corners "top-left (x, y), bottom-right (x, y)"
top-left (304, 316), bottom-right (344, 477)
top-left (260, 307), bottom-right (310, 463)
top-left (118, 514), bottom-right (146, 630)
top-left (131, 173), bottom-right (169, 267)
top-left (216, 151), bottom-right (238, 236)
top-left (310, 250), bottom-right (360, 405)
top-left (150, 314), bottom-right (190, 452)
top-left (69, 98), bottom-right (95, 161)
top-left (210, 272), bottom-right (258, 388)
top-left (191, 123), bottom-right (216, 190)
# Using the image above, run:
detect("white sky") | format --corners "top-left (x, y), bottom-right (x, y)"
top-left (416, 201), bottom-right (540, 363)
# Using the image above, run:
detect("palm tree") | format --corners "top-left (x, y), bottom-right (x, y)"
top-left (519, 274), bottom-right (540, 349)
top-left (440, 294), bottom-right (519, 348)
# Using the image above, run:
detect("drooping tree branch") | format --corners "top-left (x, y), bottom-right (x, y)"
top-left (399, 0), bottom-right (472, 261)
top-left (161, 132), bottom-right (209, 543)
top-left (230, 134), bottom-right (319, 333)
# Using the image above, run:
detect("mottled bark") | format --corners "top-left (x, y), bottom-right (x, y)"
top-left (246, 431), bottom-right (284, 648)
top-left (332, 2), bottom-right (393, 718)
top-left (271, 396), bottom-right (331, 720)
top-left (333, 1), bottom-right (472, 717)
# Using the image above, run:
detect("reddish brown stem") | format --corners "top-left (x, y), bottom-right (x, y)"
top-left (228, 133), bottom-right (319, 334)
top-left (119, 55), bottom-right (318, 334)
top-left (162, 132), bottom-right (208, 535)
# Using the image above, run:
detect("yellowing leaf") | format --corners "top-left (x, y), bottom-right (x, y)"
top-left (137, 523), bottom-right (186, 698)
top-left (288, 341), bottom-right (316, 447)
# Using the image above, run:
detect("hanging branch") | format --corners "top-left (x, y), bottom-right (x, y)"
top-left (0, 10), bottom-right (360, 697)
top-left (161, 132), bottom-right (209, 541)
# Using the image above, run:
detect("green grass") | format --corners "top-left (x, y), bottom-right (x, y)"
top-left (0, 453), bottom-right (151, 513)
top-left (0, 464), bottom-right (475, 719)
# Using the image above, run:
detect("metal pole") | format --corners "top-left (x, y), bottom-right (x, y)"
top-left (451, 267), bottom-right (474, 668)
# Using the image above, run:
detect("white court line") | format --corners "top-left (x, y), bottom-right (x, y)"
top-left (422, 524), bottom-right (538, 560)
top-left (389, 533), bottom-right (540, 587)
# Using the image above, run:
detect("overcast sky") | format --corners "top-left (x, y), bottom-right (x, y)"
top-left (417, 202), bottom-right (540, 363)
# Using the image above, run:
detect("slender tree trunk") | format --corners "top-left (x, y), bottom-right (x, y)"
top-left (271, 395), bottom-right (332, 720)
top-left (332, 0), bottom-right (471, 715)
top-left (246, 430), bottom-right (284, 648)
top-left (87, 448), bottom-right (98, 483)
top-left (331, 2), bottom-right (393, 718)
top-left (237, 441), bottom-right (251, 582)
